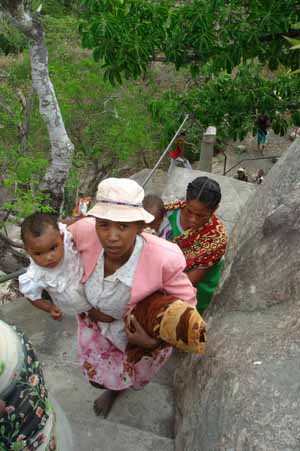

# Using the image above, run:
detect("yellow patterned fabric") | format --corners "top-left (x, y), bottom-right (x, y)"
top-left (126, 291), bottom-right (206, 363)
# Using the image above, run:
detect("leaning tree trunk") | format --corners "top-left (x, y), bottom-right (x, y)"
top-left (0, 1), bottom-right (74, 212)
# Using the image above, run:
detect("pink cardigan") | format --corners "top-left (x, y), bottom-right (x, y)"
top-left (69, 218), bottom-right (196, 308)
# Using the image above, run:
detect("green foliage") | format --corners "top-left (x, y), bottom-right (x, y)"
top-left (0, 146), bottom-right (51, 220)
top-left (0, 12), bottom-right (164, 217)
top-left (150, 92), bottom-right (184, 144)
top-left (80, 0), bottom-right (300, 77)
top-left (79, 0), bottom-right (170, 83)
top-left (28, 0), bottom-right (82, 17)
top-left (152, 64), bottom-right (300, 142)
top-left (80, 0), bottom-right (300, 141)
top-left (0, 18), bottom-right (27, 55)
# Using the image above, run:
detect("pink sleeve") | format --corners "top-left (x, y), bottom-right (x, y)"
top-left (68, 217), bottom-right (96, 246)
top-left (162, 251), bottom-right (196, 306)
top-left (68, 217), bottom-right (101, 282)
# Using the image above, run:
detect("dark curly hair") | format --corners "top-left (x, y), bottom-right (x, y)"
top-left (21, 213), bottom-right (59, 245)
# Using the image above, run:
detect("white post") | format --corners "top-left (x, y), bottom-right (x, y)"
top-left (199, 126), bottom-right (217, 172)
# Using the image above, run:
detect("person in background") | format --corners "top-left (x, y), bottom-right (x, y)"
top-left (255, 168), bottom-right (265, 185)
top-left (256, 114), bottom-right (271, 153)
top-left (162, 176), bottom-right (227, 314)
top-left (168, 132), bottom-right (192, 176)
top-left (234, 167), bottom-right (248, 182)
top-left (142, 194), bottom-right (166, 235)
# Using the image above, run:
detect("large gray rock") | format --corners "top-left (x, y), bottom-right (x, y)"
top-left (174, 138), bottom-right (300, 450)
top-left (131, 169), bottom-right (168, 196)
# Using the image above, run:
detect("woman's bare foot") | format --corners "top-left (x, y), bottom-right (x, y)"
top-left (94, 390), bottom-right (120, 418)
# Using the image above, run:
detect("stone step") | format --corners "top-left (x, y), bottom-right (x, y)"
top-left (73, 418), bottom-right (174, 451)
top-left (109, 382), bottom-right (174, 438)
top-left (43, 362), bottom-right (175, 439)
top-left (0, 302), bottom-right (176, 444)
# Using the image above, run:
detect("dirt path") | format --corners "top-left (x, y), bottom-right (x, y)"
top-left (211, 130), bottom-right (293, 180)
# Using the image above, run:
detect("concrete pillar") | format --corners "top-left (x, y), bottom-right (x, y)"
top-left (199, 126), bottom-right (217, 172)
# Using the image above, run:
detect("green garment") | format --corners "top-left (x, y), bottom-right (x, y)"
top-left (167, 209), bottom-right (223, 314)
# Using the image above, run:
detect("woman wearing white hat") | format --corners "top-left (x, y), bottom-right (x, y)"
top-left (69, 178), bottom-right (196, 417)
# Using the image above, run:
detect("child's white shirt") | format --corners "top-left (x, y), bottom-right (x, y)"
top-left (19, 223), bottom-right (91, 315)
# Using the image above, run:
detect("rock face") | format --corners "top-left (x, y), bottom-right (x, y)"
top-left (131, 169), bottom-right (169, 196)
top-left (174, 138), bottom-right (300, 450)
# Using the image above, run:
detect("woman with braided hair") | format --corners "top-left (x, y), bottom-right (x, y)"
top-left (163, 176), bottom-right (227, 314)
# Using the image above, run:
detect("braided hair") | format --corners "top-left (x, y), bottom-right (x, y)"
top-left (186, 177), bottom-right (221, 210)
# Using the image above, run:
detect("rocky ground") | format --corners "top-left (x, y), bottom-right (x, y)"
top-left (210, 129), bottom-right (293, 180)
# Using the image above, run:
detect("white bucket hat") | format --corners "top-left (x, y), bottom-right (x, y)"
top-left (87, 178), bottom-right (155, 223)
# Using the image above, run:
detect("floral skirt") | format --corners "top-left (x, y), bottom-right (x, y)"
top-left (0, 325), bottom-right (56, 451)
top-left (77, 315), bottom-right (172, 390)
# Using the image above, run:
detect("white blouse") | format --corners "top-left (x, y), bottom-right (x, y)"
top-left (19, 223), bottom-right (91, 315)
top-left (85, 235), bottom-right (144, 351)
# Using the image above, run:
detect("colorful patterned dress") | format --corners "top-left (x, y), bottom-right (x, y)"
top-left (164, 201), bottom-right (227, 313)
top-left (0, 320), bottom-right (73, 451)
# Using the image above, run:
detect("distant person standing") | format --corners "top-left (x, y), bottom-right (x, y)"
top-left (255, 169), bottom-right (265, 185)
top-left (256, 114), bottom-right (271, 153)
top-left (168, 132), bottom-right (192, 176)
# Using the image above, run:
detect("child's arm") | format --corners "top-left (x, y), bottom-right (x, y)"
top-left (30, 299), bottom-right (63, 320)
top-left (19, 272), bottom-right (63, 320)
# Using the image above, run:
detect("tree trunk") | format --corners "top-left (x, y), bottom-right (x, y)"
top-left (0, 236), bottom-right (28, 273)
top-left (0, 1), bottom-right (74, 212)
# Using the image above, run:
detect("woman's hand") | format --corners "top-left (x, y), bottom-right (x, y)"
top-left (125, 315), bottom-right (159, 350)
top-left (88, 308), bottom-right (114, 323)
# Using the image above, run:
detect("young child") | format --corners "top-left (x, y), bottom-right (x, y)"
top-left (69, 177), bottom-right (196, 417)
top-left (19, 213), bottom-right (91, 319)
top-left (142, 194), bottom-right (166, 235)
top-left (19, 213), bottom-right (127, 351)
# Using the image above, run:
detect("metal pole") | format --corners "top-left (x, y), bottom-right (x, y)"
top-left (223, 152), bottom-right (227, 176)
top-left (142, 114), bottom-right (189, 187)
top-left (224, 156), bottom-right (279, 175)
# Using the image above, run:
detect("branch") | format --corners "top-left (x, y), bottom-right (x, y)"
top-left (0, 231), bottom-right (24, 249)
top-left (0, 0), bottom-right (40, 40)
top-left (261, 30), bottom-right (300, 43)
top-left (0, 233), bottom-right (27, 264)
